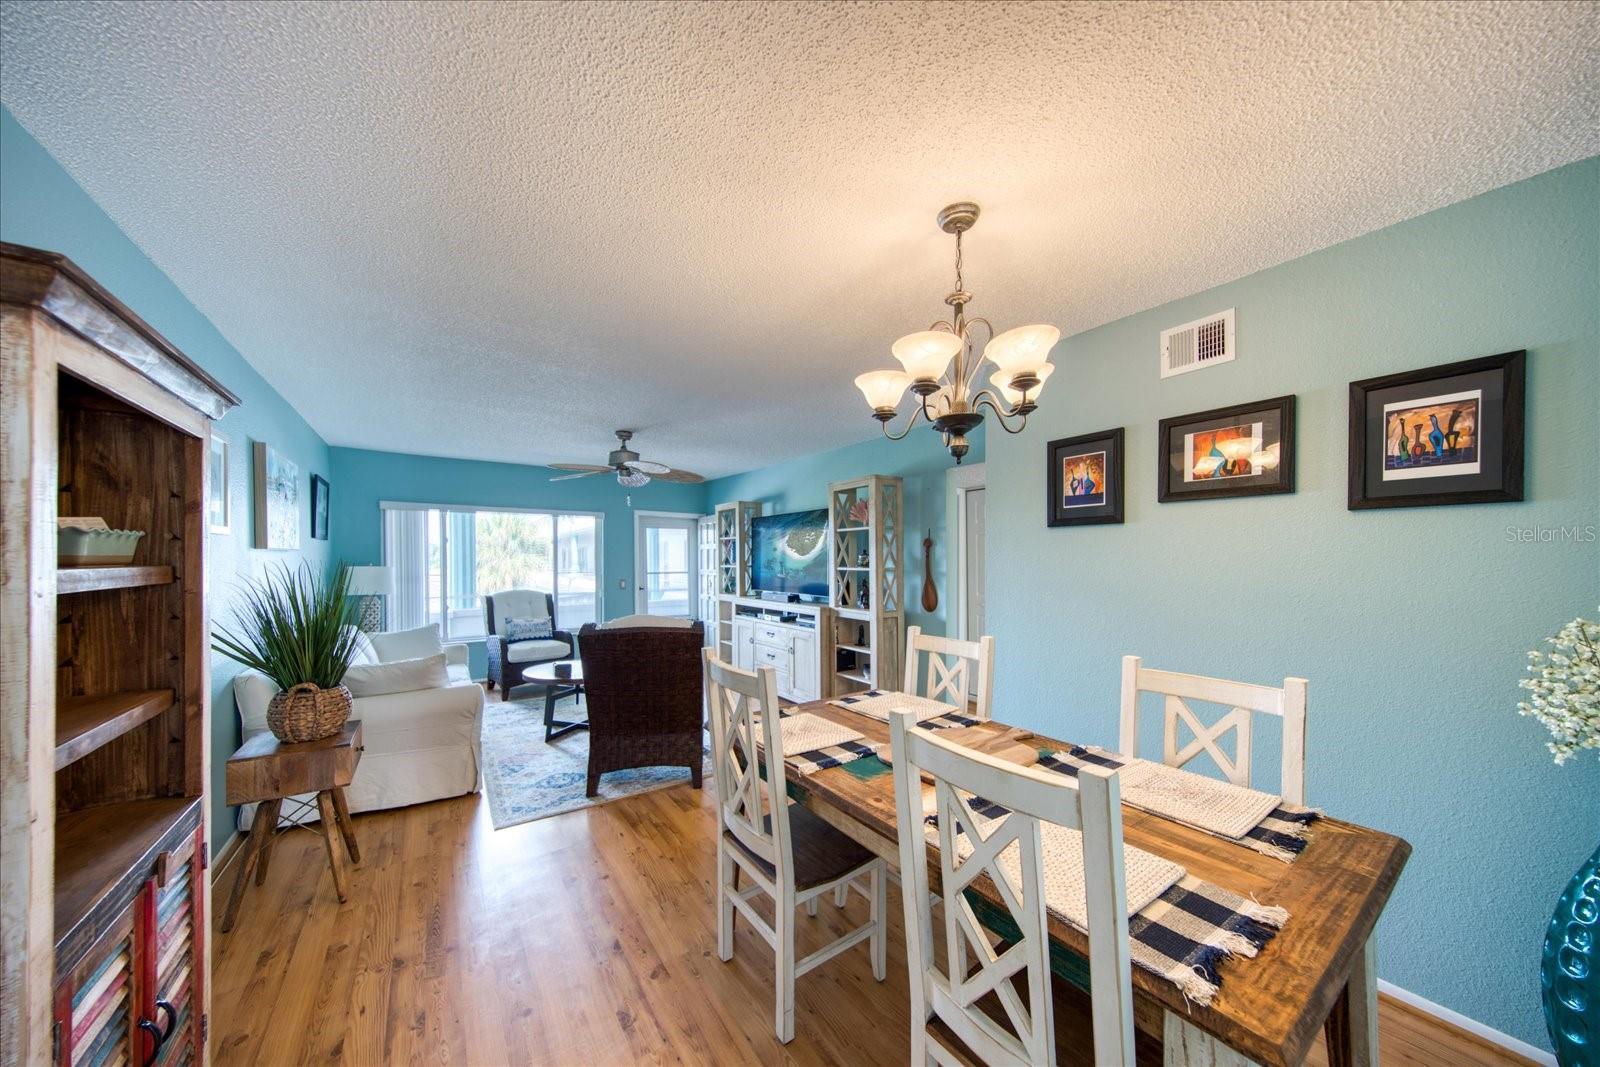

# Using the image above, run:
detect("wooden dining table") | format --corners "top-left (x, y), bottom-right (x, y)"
top-left (780, 699), bottom-right (1411, 1067)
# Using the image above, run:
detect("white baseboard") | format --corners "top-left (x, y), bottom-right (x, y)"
top-left (1379, 979), bottom-right (1554, 1066)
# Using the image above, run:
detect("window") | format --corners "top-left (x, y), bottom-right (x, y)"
top-left (383, 504), bottom-right (601, 640)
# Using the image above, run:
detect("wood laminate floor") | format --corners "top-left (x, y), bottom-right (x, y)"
top-left (211, 783), bottom-right (1535, 1066)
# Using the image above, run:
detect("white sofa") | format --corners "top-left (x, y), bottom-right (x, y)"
top-left (233, 624), bottom-right (485, 830)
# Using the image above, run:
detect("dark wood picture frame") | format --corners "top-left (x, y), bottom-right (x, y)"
top-left (1348, 350), bottom-right (1525, 510)
top-left (1157, 395), bottom-right (1296, 502)
top-left (310, 473), bottom-right (331, 540)
top-left (1047, 427), bottom-right (1125, 526)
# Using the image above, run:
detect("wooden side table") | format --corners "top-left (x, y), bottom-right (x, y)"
top-left (221, 719), bottom-right (363, 932)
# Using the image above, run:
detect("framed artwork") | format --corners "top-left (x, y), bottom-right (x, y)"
top-left (252, 441), bottom-right (300, 550)
top-left (1348, 350), bottom-right (1525, 509)
top-left (207, 432), bottom-right (231, 533)
top-left (1158, 395), bottom-right (1295, 502)
top-left (1047, 427), bottom-right (1124, 526)
top-left (310, 474), bottom-right (331, 540)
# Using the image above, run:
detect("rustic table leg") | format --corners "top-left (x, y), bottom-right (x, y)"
top-left (1163, 1011), bottom-right (1259, 1066)
top-left (316, 790), bottom-right (350, 902)
top-left (1324, 931), bottom-right (1378, 1067)
top-left (254, 798), bottom-right (282, 886)
top-left (221, 802), bottom-right (272, 932)
top-left (330, 786), bottom-right (360, 863)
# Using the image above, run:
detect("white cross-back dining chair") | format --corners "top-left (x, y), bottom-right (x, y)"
top-left (1118, 655), bottom-right (1309, 806)
top-left (904, 625), bottom-right (996, 720)
top-left (889, 709), bottom-right (1136, 1066)
top-left (703, 650), bottom-right (887, 1043)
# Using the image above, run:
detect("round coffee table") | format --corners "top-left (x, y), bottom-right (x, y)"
top-left (522, 659), bottom-right (586, 742)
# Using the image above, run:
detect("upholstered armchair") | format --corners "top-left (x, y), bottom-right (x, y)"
top-left (577, 618), bottom-right (704, 797)
top-left (484, 590), bottom-right (575, 701)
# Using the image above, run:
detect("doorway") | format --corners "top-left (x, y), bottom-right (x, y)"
top-left (946, 463), bottom-right (986, 641)
top-left (633, 511), bottom-right (701, 618)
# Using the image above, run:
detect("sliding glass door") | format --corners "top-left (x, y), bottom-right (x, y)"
top-left (634, 513), bottom-right (700, 618)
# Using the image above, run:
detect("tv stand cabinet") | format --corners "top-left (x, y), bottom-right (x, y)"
top-left (725, 597), bottom-right (830, 703)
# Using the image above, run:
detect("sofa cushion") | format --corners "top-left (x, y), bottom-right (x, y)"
top-left (233, 669), bottom-right (279, 735)
top-left (345, 626), bottom-right (380, 666)
top-left (505, 615), bottom-right (553, 641)
top-left (370, 623), bottom-right (444, 662)
top-left (489, 590), bottom-right (549, 635)
top-left (506, 638), bottom-right (570, 663)
top-left (602, 614), bottom-right (693, 629)
top-left (343, 653), bottom-right (449, 697)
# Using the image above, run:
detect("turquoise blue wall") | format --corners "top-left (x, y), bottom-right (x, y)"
top-left (706, 426), bottom-right (984, 636)
top-left (328, 447), bottom-right (709, 676)
top-left (1, 108), bottom-right (336, 853)
top-left (982, 159), bottom-right (1598, 1050)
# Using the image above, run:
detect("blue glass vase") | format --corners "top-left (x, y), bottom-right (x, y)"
top-left (1544, 842), bottom-right (1600, 1066)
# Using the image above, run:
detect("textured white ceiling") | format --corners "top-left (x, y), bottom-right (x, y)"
top-left (3, 1), bottom-right (1597, 477)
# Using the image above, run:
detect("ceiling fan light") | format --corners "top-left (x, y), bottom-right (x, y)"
top-left (891, 330), bottom-right (962, 382)
top-left (618, 470), bottom-right (650, 488)
top-left (983, 324), bottom-right (1060, 377)
top-left (855, 369), bottom-right (911, 413)
top-left (989, 361), bottom-right (1055, 406)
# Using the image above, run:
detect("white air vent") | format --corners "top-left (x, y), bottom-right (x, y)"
top-left (1160, 308), bottom-right (1235, 379)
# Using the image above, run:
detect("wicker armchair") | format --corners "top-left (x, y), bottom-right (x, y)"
top-left (577, 619), bottom-right (705, 797)
top-left (484, 590), bottom-right (575, 701)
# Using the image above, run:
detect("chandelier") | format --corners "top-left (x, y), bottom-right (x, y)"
top-left (854, 202), bottom-right (1058, 463)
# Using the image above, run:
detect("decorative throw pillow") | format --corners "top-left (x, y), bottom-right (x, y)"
top-left (342, 653), bottom-right (450, 697)
top-left (505, 616), bottom-right (553, 641)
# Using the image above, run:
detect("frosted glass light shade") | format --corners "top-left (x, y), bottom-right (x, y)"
top-left (983, 324), bottom-right (1060, 377)
top-left (855, 369), bottom-right (911, 411)
top-left (989, 361), bottom-right (1055, 406)
top-left (891, 330), bottom-right (962, 381)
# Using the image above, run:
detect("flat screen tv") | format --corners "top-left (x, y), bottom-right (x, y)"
top-left (749, 509), bottom-right (829, 600)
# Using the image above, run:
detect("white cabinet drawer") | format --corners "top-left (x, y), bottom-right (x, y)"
top-left (753, 624), bottom-right (792, 650)
top-left (754, 644), bottom-right (791, 670)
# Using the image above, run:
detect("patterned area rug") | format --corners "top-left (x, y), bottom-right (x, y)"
top-left (482, 695), bottom-right (710, 830)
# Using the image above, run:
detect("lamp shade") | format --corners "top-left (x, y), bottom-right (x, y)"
top-left (346, 565), bottom-right (395, 597)
top-left (989, 361), bottom-right (1055, 406)
top-left (855, 369), bottom-right (911, 411)
top-left (983, 323), bottom-right (1060, 377)
top-left (891, 330), bottom-right (962, 381)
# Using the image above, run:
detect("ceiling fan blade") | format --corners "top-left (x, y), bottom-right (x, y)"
top-left (548, 463), bottom-right (610, 472)
top-left (627, 459), bottom-right (671, 475)
top-left (549, 469), bottom-right (606, 482)
top-left (650, 468), bottom-right (706, 484)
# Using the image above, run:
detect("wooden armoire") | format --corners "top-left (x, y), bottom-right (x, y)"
top-left (1, 243), bottom-right (238, 1066)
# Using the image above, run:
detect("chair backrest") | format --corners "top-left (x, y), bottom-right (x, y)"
top-left (1118, 655), bottom-right (1308, 806)
top-left (602, 613), bottom-right (694, 630)
top-left (485, 590), bottom-right (553, 637)
top-left (703, 650), bottom-right (791, 873)
top-left (580, 622), bottom-right (705, 734)
top-left (889, 710), bottom-right (1134, 1067)
top-left (904, 625), bottom-right (995, 719)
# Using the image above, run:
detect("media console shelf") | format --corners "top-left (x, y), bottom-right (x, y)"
top-left (1, 243), bottom-right (237, 1066)
top-left (724, 596), bottom-right (830, 703)
top-left (827, 475), bottom-right (905, 698)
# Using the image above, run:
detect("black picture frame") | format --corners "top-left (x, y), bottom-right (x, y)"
top-left (1157, 395), bottom-right (1296, 503)
top-left (310, 473), bottom-right (331, 540)
top-left (1348, 350), bottom-right (1525, 510)
top-left (1047, 428), bottom-right (1124, 526)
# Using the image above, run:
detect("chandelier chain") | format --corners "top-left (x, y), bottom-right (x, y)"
top-left (953, 229), bottom-right (964, 294)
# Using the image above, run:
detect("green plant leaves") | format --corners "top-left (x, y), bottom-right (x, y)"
top-left (212, 562), bottom-right (362, 691)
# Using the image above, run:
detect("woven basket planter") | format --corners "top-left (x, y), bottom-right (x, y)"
top-left (266, 682), bottom-right (352, 743)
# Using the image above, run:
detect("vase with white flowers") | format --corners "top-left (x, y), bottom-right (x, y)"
top-left (1520, 609), bottom-right (1599, 1066)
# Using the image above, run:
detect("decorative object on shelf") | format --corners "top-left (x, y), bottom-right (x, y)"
top-left (310, 472), bottom-right (331, 540)
top-left (56, 517), bottom-right (145, 566)
top-left (345, 565), bottom-right (395, 633)
top-left (1158, 395), bottom-right (1296, 502)
top-left (853, 202), bottom-right (1058, 464)
top-left (1348, 350), bottom-right (1525, 509)
top-left (1047, 428), bottom-right (1125, 526)
top-left (921, 530), bottom-right (938, 612)
top-left (253, 440), bottom-right (300, 549)
top-left (208, 431), bottom-right (231, 533)
top-left (212, 562), bottom-right (362, 742)
top-left (1518, 609), bottom-right (1600, 1064)
top-left (546, 428), bottom-right (705, 485)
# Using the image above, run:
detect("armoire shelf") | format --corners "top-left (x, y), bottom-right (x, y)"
top-left (57, 565), bottom-right (176, 594)
top-left (55, 690), bottom-right (176, 771)
top-left (54, 796), bottom-right (201, 950)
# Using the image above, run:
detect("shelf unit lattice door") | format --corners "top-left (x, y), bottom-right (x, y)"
top-left (826, 475), bottom-right (904, 697)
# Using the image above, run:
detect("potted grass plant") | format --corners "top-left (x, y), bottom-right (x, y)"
top-left (213, 562), bottom-right (363, 743)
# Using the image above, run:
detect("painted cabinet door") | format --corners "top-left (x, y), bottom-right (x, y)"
top-left (732, 618), bottom-right (755, 671)
top-left (790, 632), bottom-right (818, 702)
top-left (54, 902), bottom-right (141, 1067)
top-left (146, 827), bottom-right (205, 1066)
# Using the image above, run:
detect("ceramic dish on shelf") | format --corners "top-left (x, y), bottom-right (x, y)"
top-left (58, 523), bottom-right (144, 567)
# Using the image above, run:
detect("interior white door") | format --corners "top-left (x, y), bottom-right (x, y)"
top-left (635, 513), bottom-right (699, 618)
top-left (963, 487), bottom-right (986, 639)
top-left (697, 515), bottom-right (718, 638)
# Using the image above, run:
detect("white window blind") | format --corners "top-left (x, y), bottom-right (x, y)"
top-left (381, 503), bottom-right (602, 640)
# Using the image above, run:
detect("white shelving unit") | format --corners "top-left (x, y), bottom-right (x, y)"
top-left (827, 474), bottom-right (905, 698)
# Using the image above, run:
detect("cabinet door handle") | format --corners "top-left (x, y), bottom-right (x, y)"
top-left (139, 1001), bottom-right (178, 1065)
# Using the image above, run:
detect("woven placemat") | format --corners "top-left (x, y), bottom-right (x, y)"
top-left (1112, 759), bottom-right (1280, 839)
top-left (778, 712), bottom-right (866, 756)
top-left (829, 689), bottom-right (956, 722)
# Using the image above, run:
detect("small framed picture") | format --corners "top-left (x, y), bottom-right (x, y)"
top-left (208, 432), bottom-right (231, 533)
top-left (1158, 395), bottom-right (1295, 502)
top-left (1348, 350), bottom-right (1524, 509)
top-left (310, 473), bottom-right (331, 540)
top-left (1047, 428), bottom-right (1124, 526)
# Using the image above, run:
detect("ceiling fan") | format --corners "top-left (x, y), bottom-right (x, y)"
top-left (547, 429), bottom-right (706, 487)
